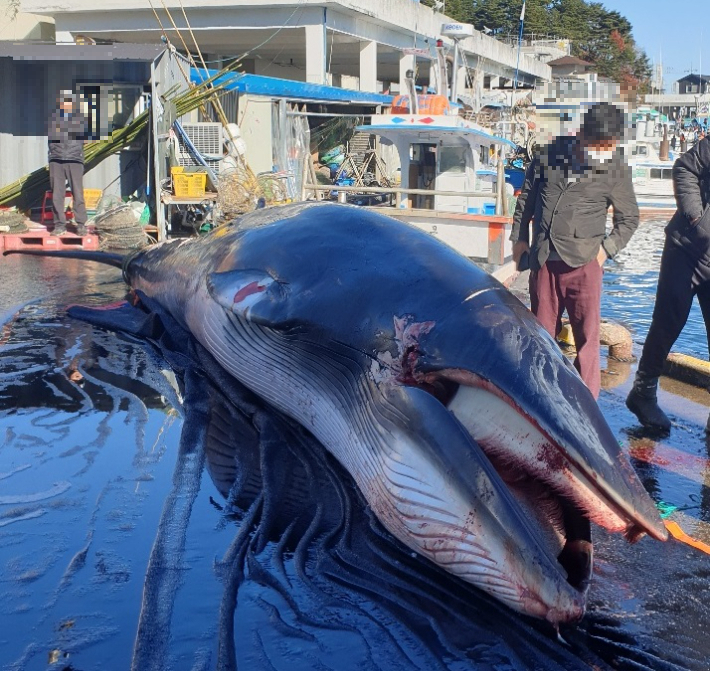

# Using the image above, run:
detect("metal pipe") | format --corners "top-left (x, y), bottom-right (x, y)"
top-left (450, 39), bottom-right (460, 103)
top-left (496, 153), bottom-right (506, 215)
top-left (303, 184), bottom-right (499, 198)
top-left (286, 111), bottom-right (371, 118)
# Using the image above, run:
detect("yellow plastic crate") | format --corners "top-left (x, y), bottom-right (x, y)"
top-left (170, 166), bottom-right (185, 176)
top-left (83, 188), bottom-right (103, 211)
top-left (173, 172), bottom-right (207, 198)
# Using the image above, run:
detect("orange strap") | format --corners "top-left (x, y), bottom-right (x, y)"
top-left (664, 520), bottom-right (710, 555)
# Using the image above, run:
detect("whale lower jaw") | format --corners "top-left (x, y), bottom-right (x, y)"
top-left (192, 296), bottom-right (586, 621)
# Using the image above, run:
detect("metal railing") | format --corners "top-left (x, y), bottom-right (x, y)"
top-left (302, 183), bottom-right (512, 215)
top-left (304, 158), bottom-right (511, 216)
top-left (304, 184), bottom-right (497, 199)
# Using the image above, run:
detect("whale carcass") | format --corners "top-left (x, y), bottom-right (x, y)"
top-left (6, 202), bottom-right (666, 624)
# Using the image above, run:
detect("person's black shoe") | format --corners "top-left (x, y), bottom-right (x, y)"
top-left (626, 374), bottom-right (671, 433)
top-left (76, 225), bottom-right (88, 237)
top-left (52, 225), bottom-right (67, 236)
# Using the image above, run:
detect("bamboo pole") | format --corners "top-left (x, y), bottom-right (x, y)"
top-left (0, 47), bottom-right (248, 210)
top-left (0, 87), bottom-right (220, 210)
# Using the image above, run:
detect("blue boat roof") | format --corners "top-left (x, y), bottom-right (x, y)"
top-left (191, 68), bottom-right (392, 105)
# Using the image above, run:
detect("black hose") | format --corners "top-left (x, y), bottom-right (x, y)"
top-left (2, 249), bottom-right (125, 269)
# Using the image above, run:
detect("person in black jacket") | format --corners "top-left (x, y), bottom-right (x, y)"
top-left (626, 136), bottom-right (710, 432)
top-left (511, 102), bottom-right (639, 398)
top-left (48, 90), bottom-right (88, 236)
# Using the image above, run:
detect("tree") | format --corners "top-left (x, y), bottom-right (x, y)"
top-left (470, 0), bottom-right (514, 35)
top-left (421, 0), bottom-right (653, 93)
top-left (522, 0), bottom-right (556, 38)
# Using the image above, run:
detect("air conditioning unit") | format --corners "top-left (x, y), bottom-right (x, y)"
top-left (176, 122), bottom-right (223, 175)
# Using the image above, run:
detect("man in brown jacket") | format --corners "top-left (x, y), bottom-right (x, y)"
top-left (511, 102), bottom-right (640, 398)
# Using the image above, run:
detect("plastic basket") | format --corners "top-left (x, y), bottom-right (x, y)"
top-left (173, 172), bottom-right (207, 198)
top-left (83, 189), bottom-right (103, 211)
top-left (170, 166), bottom-right (185, 176)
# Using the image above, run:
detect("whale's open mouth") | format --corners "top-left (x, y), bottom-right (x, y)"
top-left (417, 368), bottom-right (665, 604)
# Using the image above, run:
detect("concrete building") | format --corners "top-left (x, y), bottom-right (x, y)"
top-left (505, 37), bottom-right (570, 65)
top-left (0, 1), bottom-right (54, 41)
top-left (547, 55), bottom-right (596, 82)
top-left (645, 76), bottom-right (710, 121)
top-left (675, 74), bottom-right (710, 95)
top-left (20, 0), bottom-right (549, 96)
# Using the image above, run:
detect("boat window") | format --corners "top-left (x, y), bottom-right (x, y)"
top-left (439, 146), bottom-right (468, 174)
top-left (650, 168), bottom-right (662, 179)
top-left (662, 168), bottom-right (673, 180)
top-left (637, 145), bottom-right (648, 156)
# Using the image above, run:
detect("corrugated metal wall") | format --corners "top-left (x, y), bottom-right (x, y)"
top-left (0, 58), bottom-right (151, 200)
top-left (151, 50), bottom-right (193, 237)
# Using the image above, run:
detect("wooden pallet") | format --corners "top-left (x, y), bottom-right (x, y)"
top-left (1, 229), bottom-right (99, 251)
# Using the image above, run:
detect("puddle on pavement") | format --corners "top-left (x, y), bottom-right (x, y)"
top-left (2, 252), bottom-right (710, 669)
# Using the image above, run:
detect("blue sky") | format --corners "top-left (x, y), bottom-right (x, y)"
top-left (600, 0), bottom-right (706, 87)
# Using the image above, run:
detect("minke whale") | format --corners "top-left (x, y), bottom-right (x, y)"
top-left (6, 202), bottom-right (667, 625)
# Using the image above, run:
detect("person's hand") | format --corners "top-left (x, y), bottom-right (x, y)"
top-left (596, 246), bottom-right (608, 267)
top-left (513, 241), bottom-right (529, 266)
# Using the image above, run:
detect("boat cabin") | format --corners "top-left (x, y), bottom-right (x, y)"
top-left (358, 111), bottom-right (516, 216)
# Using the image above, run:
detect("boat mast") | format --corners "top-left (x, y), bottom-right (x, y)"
top-left (512, 1), bottom-right (526, 108)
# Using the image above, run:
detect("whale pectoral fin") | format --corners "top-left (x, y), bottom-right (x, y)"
top-left (207, 269), bottom-right (288, 326)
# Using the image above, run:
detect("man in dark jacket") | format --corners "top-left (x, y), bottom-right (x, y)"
top-left (511, 102), bottom-right (639, 398)
top-left (626, 135), bottom-right (710, 432)
top-left (48, 90), bottom-right (88, 236)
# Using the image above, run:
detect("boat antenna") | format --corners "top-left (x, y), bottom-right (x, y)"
top-left (512, 1), bottom-right (526, 108)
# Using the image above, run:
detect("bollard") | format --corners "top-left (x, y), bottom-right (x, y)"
top-left (557, 320), bottom-right (633, 362)
top-left (659, 124), bottom-right (669, 161)
top-left (600, 321), bottom-right (633, 362)
top-left (337, 190), bottom-right (347, 204)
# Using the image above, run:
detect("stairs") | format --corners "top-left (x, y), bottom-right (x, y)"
top-left (347, 132), bottom-right (374, 174)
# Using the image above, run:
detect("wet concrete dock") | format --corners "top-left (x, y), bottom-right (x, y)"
top-left (2, 251), bottom-right (710, 669)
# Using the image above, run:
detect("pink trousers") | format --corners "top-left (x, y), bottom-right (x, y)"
top-left (529, 259), bottom-right (603, 399)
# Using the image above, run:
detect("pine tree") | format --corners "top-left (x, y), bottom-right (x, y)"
top-left (470, 0), bottom-right (514, 35)
top-left (421, 0), bottom-right (652, 92)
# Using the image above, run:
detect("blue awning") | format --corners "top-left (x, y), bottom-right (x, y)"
top-left (191, 68), bottom-right (392, 106)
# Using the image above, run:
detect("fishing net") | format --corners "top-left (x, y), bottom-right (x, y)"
top-left (92, 196), bottom-right (153, 251)
top-left (256, 172), bottom-right (289, 204)
top-left (214, 166), bottom-right (260, 225)
top-left (0, 211), bottom-right (29, 234)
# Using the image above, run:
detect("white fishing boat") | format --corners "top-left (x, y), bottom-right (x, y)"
top-left (352, 99), bottom-right (519, 278)
top-left (627, 138), bottom-right (678, 212)
top-left (302, 21), bottom-right (521, 283)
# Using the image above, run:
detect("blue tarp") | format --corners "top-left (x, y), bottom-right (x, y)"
top-left (191, 68), bottom-right (393, 106)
